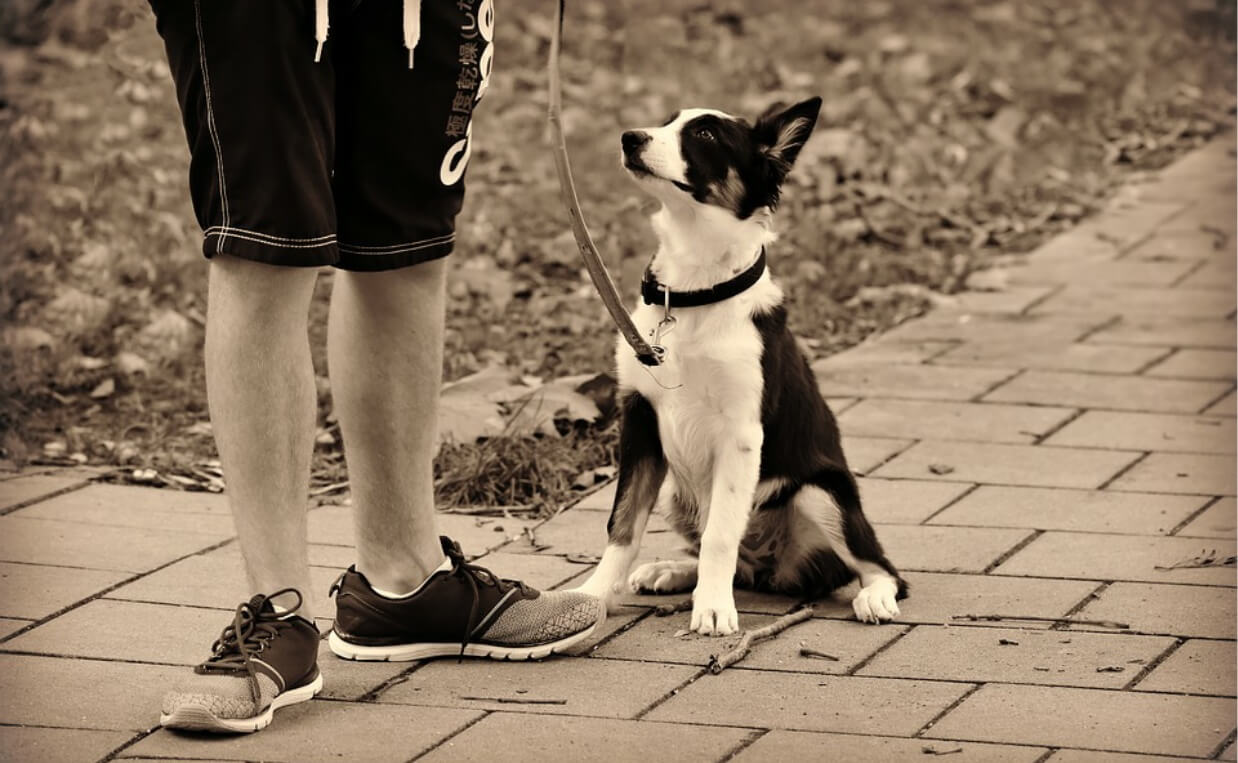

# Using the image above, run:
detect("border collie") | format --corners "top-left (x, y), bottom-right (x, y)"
top-left (574, 97), bottom-right (907, 635)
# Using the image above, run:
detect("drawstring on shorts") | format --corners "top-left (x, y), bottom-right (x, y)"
top-left (313, 0), bottom-right (422, 68)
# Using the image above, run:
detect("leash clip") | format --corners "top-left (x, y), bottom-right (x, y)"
top-left (651, 288), bottom-right (676, 354)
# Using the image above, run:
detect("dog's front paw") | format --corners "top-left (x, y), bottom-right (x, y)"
top-left (852, 579), bottom-right (900, 624)
top-left (690, 590), bottom-right (739, 636)
top-left (628, 560), bottom-right (697, 594)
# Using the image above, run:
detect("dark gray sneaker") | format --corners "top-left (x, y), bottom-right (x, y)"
top-left (328, 536), bottom-right (604, 661)
top-left (160, 589), bottom-right (322, 733)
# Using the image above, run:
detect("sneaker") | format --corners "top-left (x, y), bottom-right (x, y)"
top-left (328, 536), bottom-right (604, 661)
top-left (160, 588), bottom-right (322, 733)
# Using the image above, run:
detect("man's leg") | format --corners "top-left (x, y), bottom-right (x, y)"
top-left (326, 260), bottom-right (448, 593)
top-left (206, 255), bottom-right (320, 617)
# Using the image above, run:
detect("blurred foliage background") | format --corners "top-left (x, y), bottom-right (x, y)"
top-left (0, 0), bottom-right (1233, 513)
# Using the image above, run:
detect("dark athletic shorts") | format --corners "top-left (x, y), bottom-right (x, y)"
top-left (149, 0), bottom-right (494, 271)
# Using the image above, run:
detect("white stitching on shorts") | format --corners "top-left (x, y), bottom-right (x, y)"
top-left (206, 229), bottom-right (336, 250)
top-left (204, 226), bottom-right (336, 245)
top-left (337, 233), bottom-right (455, 255)
top-left (194, 0), bottom-right (231, 254)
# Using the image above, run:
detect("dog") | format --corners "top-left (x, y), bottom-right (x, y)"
top-left (573, 97), bottom-right (907, 636)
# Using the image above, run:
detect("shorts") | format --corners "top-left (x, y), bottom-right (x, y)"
top-left (149, 0), bottom-right (494, 271)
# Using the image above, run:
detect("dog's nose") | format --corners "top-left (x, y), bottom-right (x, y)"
top-left (621, 130), bottom-right (650, 156)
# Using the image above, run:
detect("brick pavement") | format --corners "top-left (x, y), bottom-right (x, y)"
top-left (1, 136), bottom-right (1235, 762)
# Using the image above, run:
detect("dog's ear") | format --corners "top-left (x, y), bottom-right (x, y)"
top-left (754, 96), bottom-right (822, 178)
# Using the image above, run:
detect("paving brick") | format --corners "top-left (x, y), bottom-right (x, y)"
top-left (1135, 639), bottom-right (1236, 696)
top-left (421, 712), bottom-right (751, 763)
top-left (1179, 260), bottom-right (1238, 290)
top-left (4, 599), bottom-right (229, 665)
top-left (645, 670), bottom-right (970, 735)
top-left (933, 341), bottom-right (1167, 374)
top-left (735, 730), bottom-right (1047, 762)
top-left (1069, 200), bottom-right (1187, 249)
top-left (843, 436), bottom-right (914, 474)
top-left (929, 486), bottom-right (1207, 535)
top-left (839, 399), bottom-right (1074, 444)
top-left (15, 483), bottom-right (235, 535)
top-left (1206, 390), bottom-right (1237, 415)
top-left (984, 370), bottom-right (1230, 413)
top-left (0, 473), bottom-right (88, 512)
top-left (1176, 497), bottom-right (1237, 538)
top-left (879, 312), bottom-right (1106, 345)
top-left (948, 286), bottom-right (1058, 313)
top-left (103, 548), bottom-right (338, 619)
top-left (1087, 316), bottom-right (1237, 349)
top-left (858, 625), bottom-right (1174, 689)
top-left (1044, 411), bottom-right (1235, 453)
top-left (608, 583), bottom-right (798, 616)
top-left (125, 702), bottom-right (482, 762)
top-left (1011, 258), bottom-right (1199, 288)
top-left (574, 480), bottom-right (617, 511)
top-left (827, 572), bottom-right (1097, 629)
top-left (923, 684), bottom-right (1234, 757)
top-left (875, 525), bottom-right (1032, 573)
top-left (0, 653), bottom-right (184, 730)
top-left (594, 611), bottom-right (904, 674)
top-left (856, 477), bottom-right (973, 524)
top-left (379, 657), bottom-right (697, 719)
top-left (0, 616), bottom-right (32, 639)
top-left (0, 516), bottom-right (225, 573)
top-left (0, 561), bottom-right (127, 619)
top-left (873, 441), bottom-right (1137, 489)
top-left (314, 640), bottom-right (413, 702)
top-left (307, 505), bottom-right (535, 555)
top-left (469, 550), bottom-right (594, 589)
top-left (1048, 751), bottom-right (1204, 763)
top-left (1032, 285), bottom-right (1235, 318)
top-left (1071, 582), bottom-right (1235, 639)
top-left (997, 532), bottom-right (1237, 586)
top-left (1146, 349), bottom-right (1237, 380)
top-left (814, 362), bottom-right (1016, 402)
top-left (0, 726), bottom-right (130, 762)
top-left (512, 508), bottom-right (689, 561)
top-left (561, 606), bottom-right (646, 656)
top-left (822, 339), bottom-right (958, 366)
top-left (1107, 453), bottom-right (1237, 496)
top-left (306, 541), bottom-right (358, 568)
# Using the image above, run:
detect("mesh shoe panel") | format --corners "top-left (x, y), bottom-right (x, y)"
top-left (162, 672), bottom-right (278, 720)
top-left (477, 590), bottom-right (603, 646)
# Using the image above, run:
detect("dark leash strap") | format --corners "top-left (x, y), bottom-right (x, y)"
top-left (641, 248), bottom-right (768, 308)
top-left (547, 0), bottom-right (664, 367)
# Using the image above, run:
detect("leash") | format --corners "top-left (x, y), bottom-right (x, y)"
top-left (547, 0), bottom-right (664, 367)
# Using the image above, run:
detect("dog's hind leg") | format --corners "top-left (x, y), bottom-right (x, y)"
top-left (572, 393), bottom-right (666, 613)
top-left (793, 469), bottom-right (905, 624)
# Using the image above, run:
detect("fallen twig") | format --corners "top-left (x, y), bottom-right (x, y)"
top-left (921, 746), bottom-right (964, 756)
top-left (707, 608), bottom-right (814, 674)
top-left (799, 647), bottom-right (840, 661)
top-left (564, 553), bottom-right (602, 565)
top-left (655, 600), bottom-right (693, 617)
top-left (458, 696), bottom-right (568, 705)
top-left (1154, 548), bottom-right (1236, 571)
top-left (951, 614), bottom-right (1130, 629)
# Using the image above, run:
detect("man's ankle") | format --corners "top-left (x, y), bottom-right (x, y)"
top-left (355, 555), bottom-right (450, 599)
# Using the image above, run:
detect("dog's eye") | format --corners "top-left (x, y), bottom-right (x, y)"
top-left (694, 127), bottom-right (716, 142)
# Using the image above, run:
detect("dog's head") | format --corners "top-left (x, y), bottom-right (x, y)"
top-left (620, 97), bottom-right (822, 220)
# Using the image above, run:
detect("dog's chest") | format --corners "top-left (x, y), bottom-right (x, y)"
top-left (617, 299), bottom-right (767, 500)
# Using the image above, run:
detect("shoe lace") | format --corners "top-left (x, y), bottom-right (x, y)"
top-left (443, 538), bottom-right (529, 658)
top-left (198, 588), bottom-right (302, 706)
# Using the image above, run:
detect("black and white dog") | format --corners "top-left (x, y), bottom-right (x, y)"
top-left (574, 97), bottom-right (906, 635)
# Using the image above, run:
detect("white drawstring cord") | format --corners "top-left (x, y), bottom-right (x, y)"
top-left (403, 0), bottom-right (422, 69)
top-left (312, 0), bottom-right (420, 68)
top-left (314, 0), bottom-right (329, 62)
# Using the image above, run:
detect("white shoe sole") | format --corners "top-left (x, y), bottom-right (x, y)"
top-left (159, 672), bottom-right (324, 734)
top-left (328, 618), bottom-right (601, 662)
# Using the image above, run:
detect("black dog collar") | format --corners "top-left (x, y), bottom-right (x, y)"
top-left (641, 249), bottom-right (767, 308)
